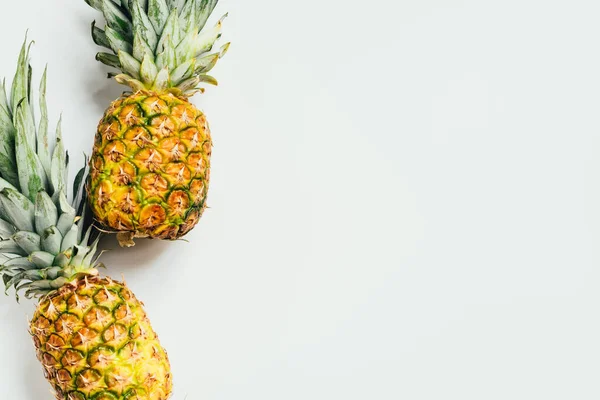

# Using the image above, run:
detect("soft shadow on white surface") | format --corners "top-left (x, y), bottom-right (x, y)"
top-left (1, 302), bottom-right (48, 399)
top-left (89, 79), bottom-right (125, 114)
top-left (97, 234), bottom-right (177, 273)
top-left (24, 359), bottom-right (52, 399)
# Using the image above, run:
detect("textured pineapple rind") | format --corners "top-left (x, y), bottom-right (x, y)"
top-left (88, 91), bottom-right (212, 240)
top-left (30, 275), bottom-right (172, 400)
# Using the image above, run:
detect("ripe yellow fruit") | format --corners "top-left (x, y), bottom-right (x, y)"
top-left (89, 91), bottom-right (212, 243)
top-left (85, 0), bottom-right (229, 245)
top-left (31, 276), bottom-right (172, 400)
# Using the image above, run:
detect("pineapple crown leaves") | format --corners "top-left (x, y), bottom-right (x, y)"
top-left (0, 39), bottom-right (101, 300)
top-left (87, 0), bottom-right (229, 96)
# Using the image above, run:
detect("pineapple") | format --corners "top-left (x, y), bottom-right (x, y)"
top-left (31, 276), bottom-right (172, 400)
top-left (85, 0), bottom-right (229, 246)
top-left (0, 40), bottom-right (172, 399)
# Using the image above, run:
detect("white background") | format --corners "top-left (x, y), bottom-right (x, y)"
top-left (0, 0), bottom-right (599, 399)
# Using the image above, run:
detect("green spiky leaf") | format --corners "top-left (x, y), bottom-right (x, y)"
top-left (196, 0), bottom-right (219, 31)
top-left (105, 25), bottom-right (134, 54)
top-left (132, 0), bottom-right (158, 51)
top-left (193, 14), bottom-right (225, 57)
top-left (86, 0), bottom-right (228, 95)
top-left (72, 165), bottom-right (87, 213)
top-left (102, 0), bottom-right (133, 41)
top-left (40, 226), bottom-right (61, 255)
top-left (37, 67), bottom-right (51, 180)
top-left (133, 31), bottom-right (154, 61)
top-left (30, 252), bottom-right (57, 268)
top-left (195, 52), bottom-right (219, 74)
top-left (179, 0), bottom-right (198, 32)
top-left (115, 74), bottom-right (146, 91)
top-left (0, 38), bottom-right (103, 300)
top-left (177, 76), bottom-right (200, 92)
top-left (0, 239), bottom-right (26, 256)
top-left (171, 58), bottom-right (195, 83)
top-left (157, 9), bottom-right (181, 53)
top-left (12, 232), bottom-right (41, 254)
top-left (15, 103), bottom-right (46, 201)
top-left (50, 118), bottom-right (66, 198)
top-left (140, 55), bottom-right (159, 83)
top-left (35, 191), bottom-right (58, 234)
top-left (153, 67), bottom-right (170, 90)
top-left (85, 0), bottom-right (104, 11)
top-left (155, 36), bottom-right (176, 71)
top-left (96, 52), bottom-right (122, 69)
top-left (0, 188), bottom-right (34, 232)
top-left (60, 225), bottom-right (79, 252)
top-left (118, 50), bottom-right (142, 79)
top-left (91, 21), bottom-right (112, 49)
top-left (148, 0), bottom-right (170, 33)
top-left (10, 39), bottom-right (29, 117)
top-left (197, 74), bottom-right (217, 85)
top-left (0, 105), bottom-right (18, 188)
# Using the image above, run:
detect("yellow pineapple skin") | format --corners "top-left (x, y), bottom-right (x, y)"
top-left (88, 91), bottom-right (212, 240)
top-left (30, 276), bottom-right (172, 400)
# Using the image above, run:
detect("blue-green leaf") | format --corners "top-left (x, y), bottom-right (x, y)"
top-left (118, 50), bottom-right (142, 79)
top-left (35, 191), bottom-right (58, 233)
top-left (155, 36), bottom-right (176, 70)
top-left (165, 0), bottom-right (179, 11)
top-left (179, 0), bottom-right (197, 33)
top-left (50, 117), bottom-right (66, 199)
top-left (10, 38), bottom-right (29, 116)
top-left (196, 0), bottom-right (219, 31)
top-left (171, 58), bottom-right (195, 83)
top-left (102, 0), bottom-right (133, 41)
top-left (96, 52), bottom-right (122, 69)
top-left (37, 67), bottom-right (51, 181)
top-left (58, 191), bottom-right (74, 218)
top-left (12, 231), bottom-right (41, 254)
top-left (4, 257), bottom-right (36, 270)
top-left (0, 79), bottom-right (9, 113)
top-left (15, 103), bottom-right (46, 202)
top-left (41, 226), bottom-right (61, 255)
top-left (91, 21), bottom-right (112, 49)
top-left (105, 25), bottom-right (134, 54)
top-left (153, 67), bottom-right (170, 91)
top-left (148, 0), bottom-right (170, 33)
top-left (133, 31), bottom-right (154, 63)
top-left (0, 177), bottom-right (16, 192)
top-left (60, 225), bottom-right (79, 252)
top-left (115, 74), bottom-right (147, 91)
top-left (82, 237), bottom-right (100, 267)
top-left (157, 9), bottom-right (181, 51)
top-left (138, 0), bottom-right (149, 11)
top-left (0, 240), bottom-right (26, 256)
top-left (0, 188), bottom-right (34, 232)
top-left (85, 0), bottom-right (104, 11)
top-left (72, 164), bottom-right (87, 214)
top-left (140, 55), bottom-right (159, 84)
top-left (192, 14), bottom-right (225, 57)
top-left (176, 29), bottom-right (197, 64)
top-left (195, 51), bottom-right (218, 74)
top-left (70, 245), bottom-right (88, 269)
top-left (29, 252), bottom-right (55, 268)
top-left (132, 0), bottom-right (158, 51)
top-left (0, 105), bottom-right (18, 188)
top-left (0, 219), bottom-right (16, 238)
top-left (176, 76), bottom-right (200, 92)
